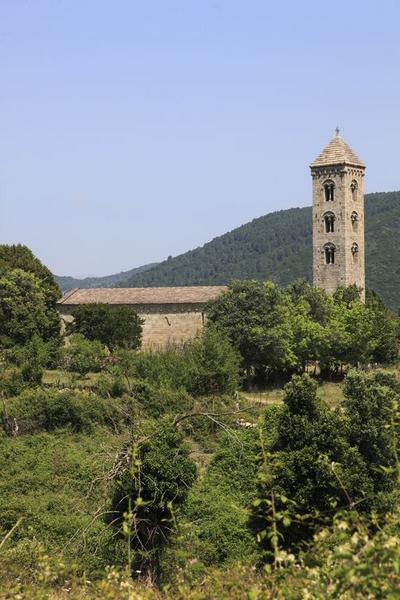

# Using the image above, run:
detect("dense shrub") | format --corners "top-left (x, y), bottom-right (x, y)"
top-left (61, 334), bottom-right (107, 375)
top-left (111, 347), bottom-right (192, 390)
top-left (8, 335), bottom-right (62, 371)
top-left (0, 430), bottom-right (122, 578)
top-left (0, 388), bottom-right (129, 433)
top-left (186, 325), bottom-right (241, 396)
top-left (162, 428), bottom-right (260, 583)
top-left (109, 326), bottom-right (240, 399)
top-left (131, 381), bottom-right (194, 418)
top-left (0, 367), bottom-right (25, 397)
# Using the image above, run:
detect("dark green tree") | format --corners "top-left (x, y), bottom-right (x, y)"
top-left (0, 244), bottom-right (60, 298)
top-left (0, 269), bottom-right (61, 346)
top-left (109, 419), bottom-right (196, 584)
top-left (69, 303), bottom-right (143, 351)
top-left (366, 289), bottom-right (399, 363)
top-left (251, 374), bottom-right (373, 556)
top-left (186, 324), bottom-right (241, 396)
top-left (343, 370), bottom-right (400, 500)
top-left (207, 280), bottom-right (296, 383)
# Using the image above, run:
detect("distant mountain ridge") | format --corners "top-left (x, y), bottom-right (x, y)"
top-left (58, 192), bottom-right (400, 310)
top-left (56, 263), bottom-right (157, 292)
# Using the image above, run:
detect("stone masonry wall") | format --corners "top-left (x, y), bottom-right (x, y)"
top-left (58, 303), bottom-right (206, 349)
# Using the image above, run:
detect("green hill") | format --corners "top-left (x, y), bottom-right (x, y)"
top-left (55, 262), bottom-right (157, 292)
top-left (119, 191), bottom-right (400, 310)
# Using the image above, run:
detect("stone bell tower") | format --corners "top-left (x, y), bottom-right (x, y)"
top-left (310, 129), bottom-right (366, 300)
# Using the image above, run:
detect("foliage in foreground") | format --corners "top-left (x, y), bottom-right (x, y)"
top-left (108, 419), bottom-right (197, 585)
top-left (3, 510), bottom-right (400, 599)
top-left (251, 371), bottom-right (400, 558)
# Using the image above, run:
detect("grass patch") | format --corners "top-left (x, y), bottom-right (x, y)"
top-left (43, 369), bottom-right (103, 387)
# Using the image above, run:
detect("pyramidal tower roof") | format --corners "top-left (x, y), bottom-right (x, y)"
top-left (311, 128), bottom-right (365, 168)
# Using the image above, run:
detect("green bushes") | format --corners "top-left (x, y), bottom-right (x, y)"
top-left (0, 367), bottom-right (25, 397)
top-left (61, 334), bottom-right (107, 375)
top-left (0, 430), bottom-right (123, 578)
top-left (343, 370), bottom-right (400, 497)
top-left (161, 428), bottom-right (260, 584)
top-left (109, 325), bottom-right (240, 400)
top-left (0, 388), bottom-right (131, 433)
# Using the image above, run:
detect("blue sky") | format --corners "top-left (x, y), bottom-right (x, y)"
top-left (1, 1), bottom-right (399, 277)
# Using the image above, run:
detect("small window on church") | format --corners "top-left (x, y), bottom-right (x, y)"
top-left (324, 212), bottom-right (335, 233)
top-left (351, 211), bottom-right (359, 231)
top-left (324, 180), bottom-right (335, 202)
top-left (351, 180), bottom-right (358, 201)
top-left (351, 242), bottom-right (359, 263)
top-left (324, 243), bottom-right (336, 265)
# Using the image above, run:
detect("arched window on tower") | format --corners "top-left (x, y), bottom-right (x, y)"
top-left (324, 243), bottom-right (336, 265)
top-left (323, 180), bottom-right (335, 202)
top-left (323, 211), bottom-right (335, 233)
top-left (351, 242), bottom-right (359, 262)
top-left (351, 180), bottom-right (358, 201)
top-left (351, 211), bottom-right (359, 232)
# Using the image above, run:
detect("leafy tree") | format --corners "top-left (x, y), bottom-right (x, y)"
top-left (0, 269), bottom-right (61, 346)
top-left (69, 303), bottom-right (143, 351)
top-left (287, 279), bottom-right (332, 325)
top-left (366, 289), bottom-right (399, 363)
top-left (109, 419), bottom-right (196, 584)
top-left (251, 375), bottom-right (373, 555)
top-left (207, 280), bottom-right (297, 382)
top-left (186, 325), bottom-right (241, 396)
top-left (0, 244), bottom-right (60, 301)
top-left (343, 370), bottom-right (400, 499)
top-left (0, 245), bottom-right (61, 339)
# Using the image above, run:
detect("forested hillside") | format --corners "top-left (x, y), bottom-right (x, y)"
top-left (120, 191), bottom-right (400, 310)
top-left (55, 262), bottom-right (157, 291)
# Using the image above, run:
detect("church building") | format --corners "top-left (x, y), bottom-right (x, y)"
top-left (311, 129), bottom-right (366, 299)
top-left (58, 286), bottom-right (226, 349)
top-left (57, 130), bottom-right (367, 348)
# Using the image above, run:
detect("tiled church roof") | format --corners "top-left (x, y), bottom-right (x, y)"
top-left (311, 130), bottom-right (365, 168)
top-left (58, 286), bottom-right (227, 306)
